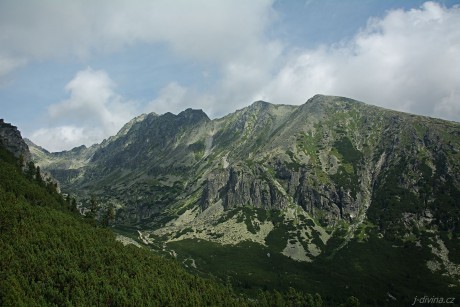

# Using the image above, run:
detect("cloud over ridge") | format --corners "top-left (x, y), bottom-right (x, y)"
top-left (31, 67), bottom-right (137, 152)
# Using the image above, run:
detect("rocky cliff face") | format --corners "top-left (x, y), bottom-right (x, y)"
top-left (0, 119), bottom-right (31, 164)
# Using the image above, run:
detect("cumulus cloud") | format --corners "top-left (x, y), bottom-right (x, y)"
top-left (145, 39), bottom-right (284, 118)
top-left (31, 126), bottom-right (102, 153)
top-left (258, 2), bottom-right (460, 121)
top-left (1, 0), bottom-right (279, 120)
top-left (0, 54), bottom-right (27, 85)
top-left (145, 82), bottom-right (189, 115)
top-left (31, 67), bottom-right (138, 151)
top-left (145, 82), bottom-right (221, 117)
top-left (0, 0), bottom-right (275, 67)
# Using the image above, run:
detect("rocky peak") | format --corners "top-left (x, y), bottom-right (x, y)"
top-left (25, 138), bottom-right (50, 154)
top-left (250, 100), bottom-right (271, 109)
top-left (177, 108), bottom-right (210, 123)
top-left (0, 119), bottom-right (31, 163)
top-left (305, 94), bottom-right (365, 109)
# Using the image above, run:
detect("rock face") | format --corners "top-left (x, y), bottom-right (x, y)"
top-left (201, 164), bottom-right (291, 210)
top-left (30, 95), bottom-right (460, 237)
top-left (0, 119), bottom-right (31, 164)
top-left (0, 119), bottom-right (60, 191)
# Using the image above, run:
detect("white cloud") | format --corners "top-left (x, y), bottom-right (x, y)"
top-left (31, 67), bottom-right (138, 151)
top-left (255, 47), bottom-right (336, 104)
top-left (146, 39), bottom-right (284, 118)
top-left (145, 82), bottom-right (189, 115)
top-left (258, 2), bottom-right (460, 121)
top-left (0, 54), bottom-right (27, 86)
top-left (145, 82), bottom-right (218, 116)
top-left (0, 0), bottom-right (275, 66)
top-left (31, 125), bottom-right (103, 153)
top-left (214, 40), bottom-right (284, 113)
top-left (148, 2), bottom-right (460, 123)
top-left (434, 90), bottom-right (460, 120)
top-left (1, 0), bottom-right (279, 120)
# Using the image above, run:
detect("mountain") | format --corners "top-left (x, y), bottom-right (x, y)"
top-left (30, 95), bottom-right (460, 304)
top-left (2, 119), bottom-right (328, 306)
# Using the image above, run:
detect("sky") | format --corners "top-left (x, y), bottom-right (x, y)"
top-left (1, 0), bottom-right (460, 152)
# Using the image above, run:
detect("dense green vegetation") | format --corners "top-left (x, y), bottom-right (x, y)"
top-left (168, 229), bottom-right (458, 306)
top-left (0, 147), bottom-right (231, 305)
top-left (369, 153), bottom-right (460, 237)
top-left (330, 137), bottom-right (363, 199)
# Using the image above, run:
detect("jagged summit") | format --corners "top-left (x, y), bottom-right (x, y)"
top-left (177, 108), bottom-right (210, 122)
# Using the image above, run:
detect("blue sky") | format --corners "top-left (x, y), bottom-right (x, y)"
top-left (1, 0), bottom-right (459, 151)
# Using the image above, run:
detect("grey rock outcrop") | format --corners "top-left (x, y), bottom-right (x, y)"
top-left (201, 164), bottom-right (290, 210)
top-left (0, 119), bottom-right (31, 164)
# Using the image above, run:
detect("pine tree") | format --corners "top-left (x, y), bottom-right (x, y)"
top-left (102, 204), bottom-right (115, 227)
top-left (71, 198), bottom-right (78, 213)
top-left (341, 296), bottom-right (360, 307)
top-left (89, 196), bottom-right (98, 218)
top-left (18, 154), bottom-right (24, 168)
top-left (26, 161), bottom-right (35, 179)
top-left (35, 166), bottom-right (42, 185)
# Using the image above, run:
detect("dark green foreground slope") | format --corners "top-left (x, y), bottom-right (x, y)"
top-left (0, 146), bottom-right (228, 306)
top-left (0, 146), bottom-right (328, 306)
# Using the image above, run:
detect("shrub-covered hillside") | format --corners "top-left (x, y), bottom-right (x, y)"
top-left (0, 146), bottom-right (231, 305)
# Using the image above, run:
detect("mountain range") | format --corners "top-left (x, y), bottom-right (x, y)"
top-left (26, 94), bottom-right (460, 304)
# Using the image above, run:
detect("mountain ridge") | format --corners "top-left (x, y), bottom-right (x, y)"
top-left (29, 94), bottom-right (460, 235)
top-left (28, 94), bottom-right (459, 155)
